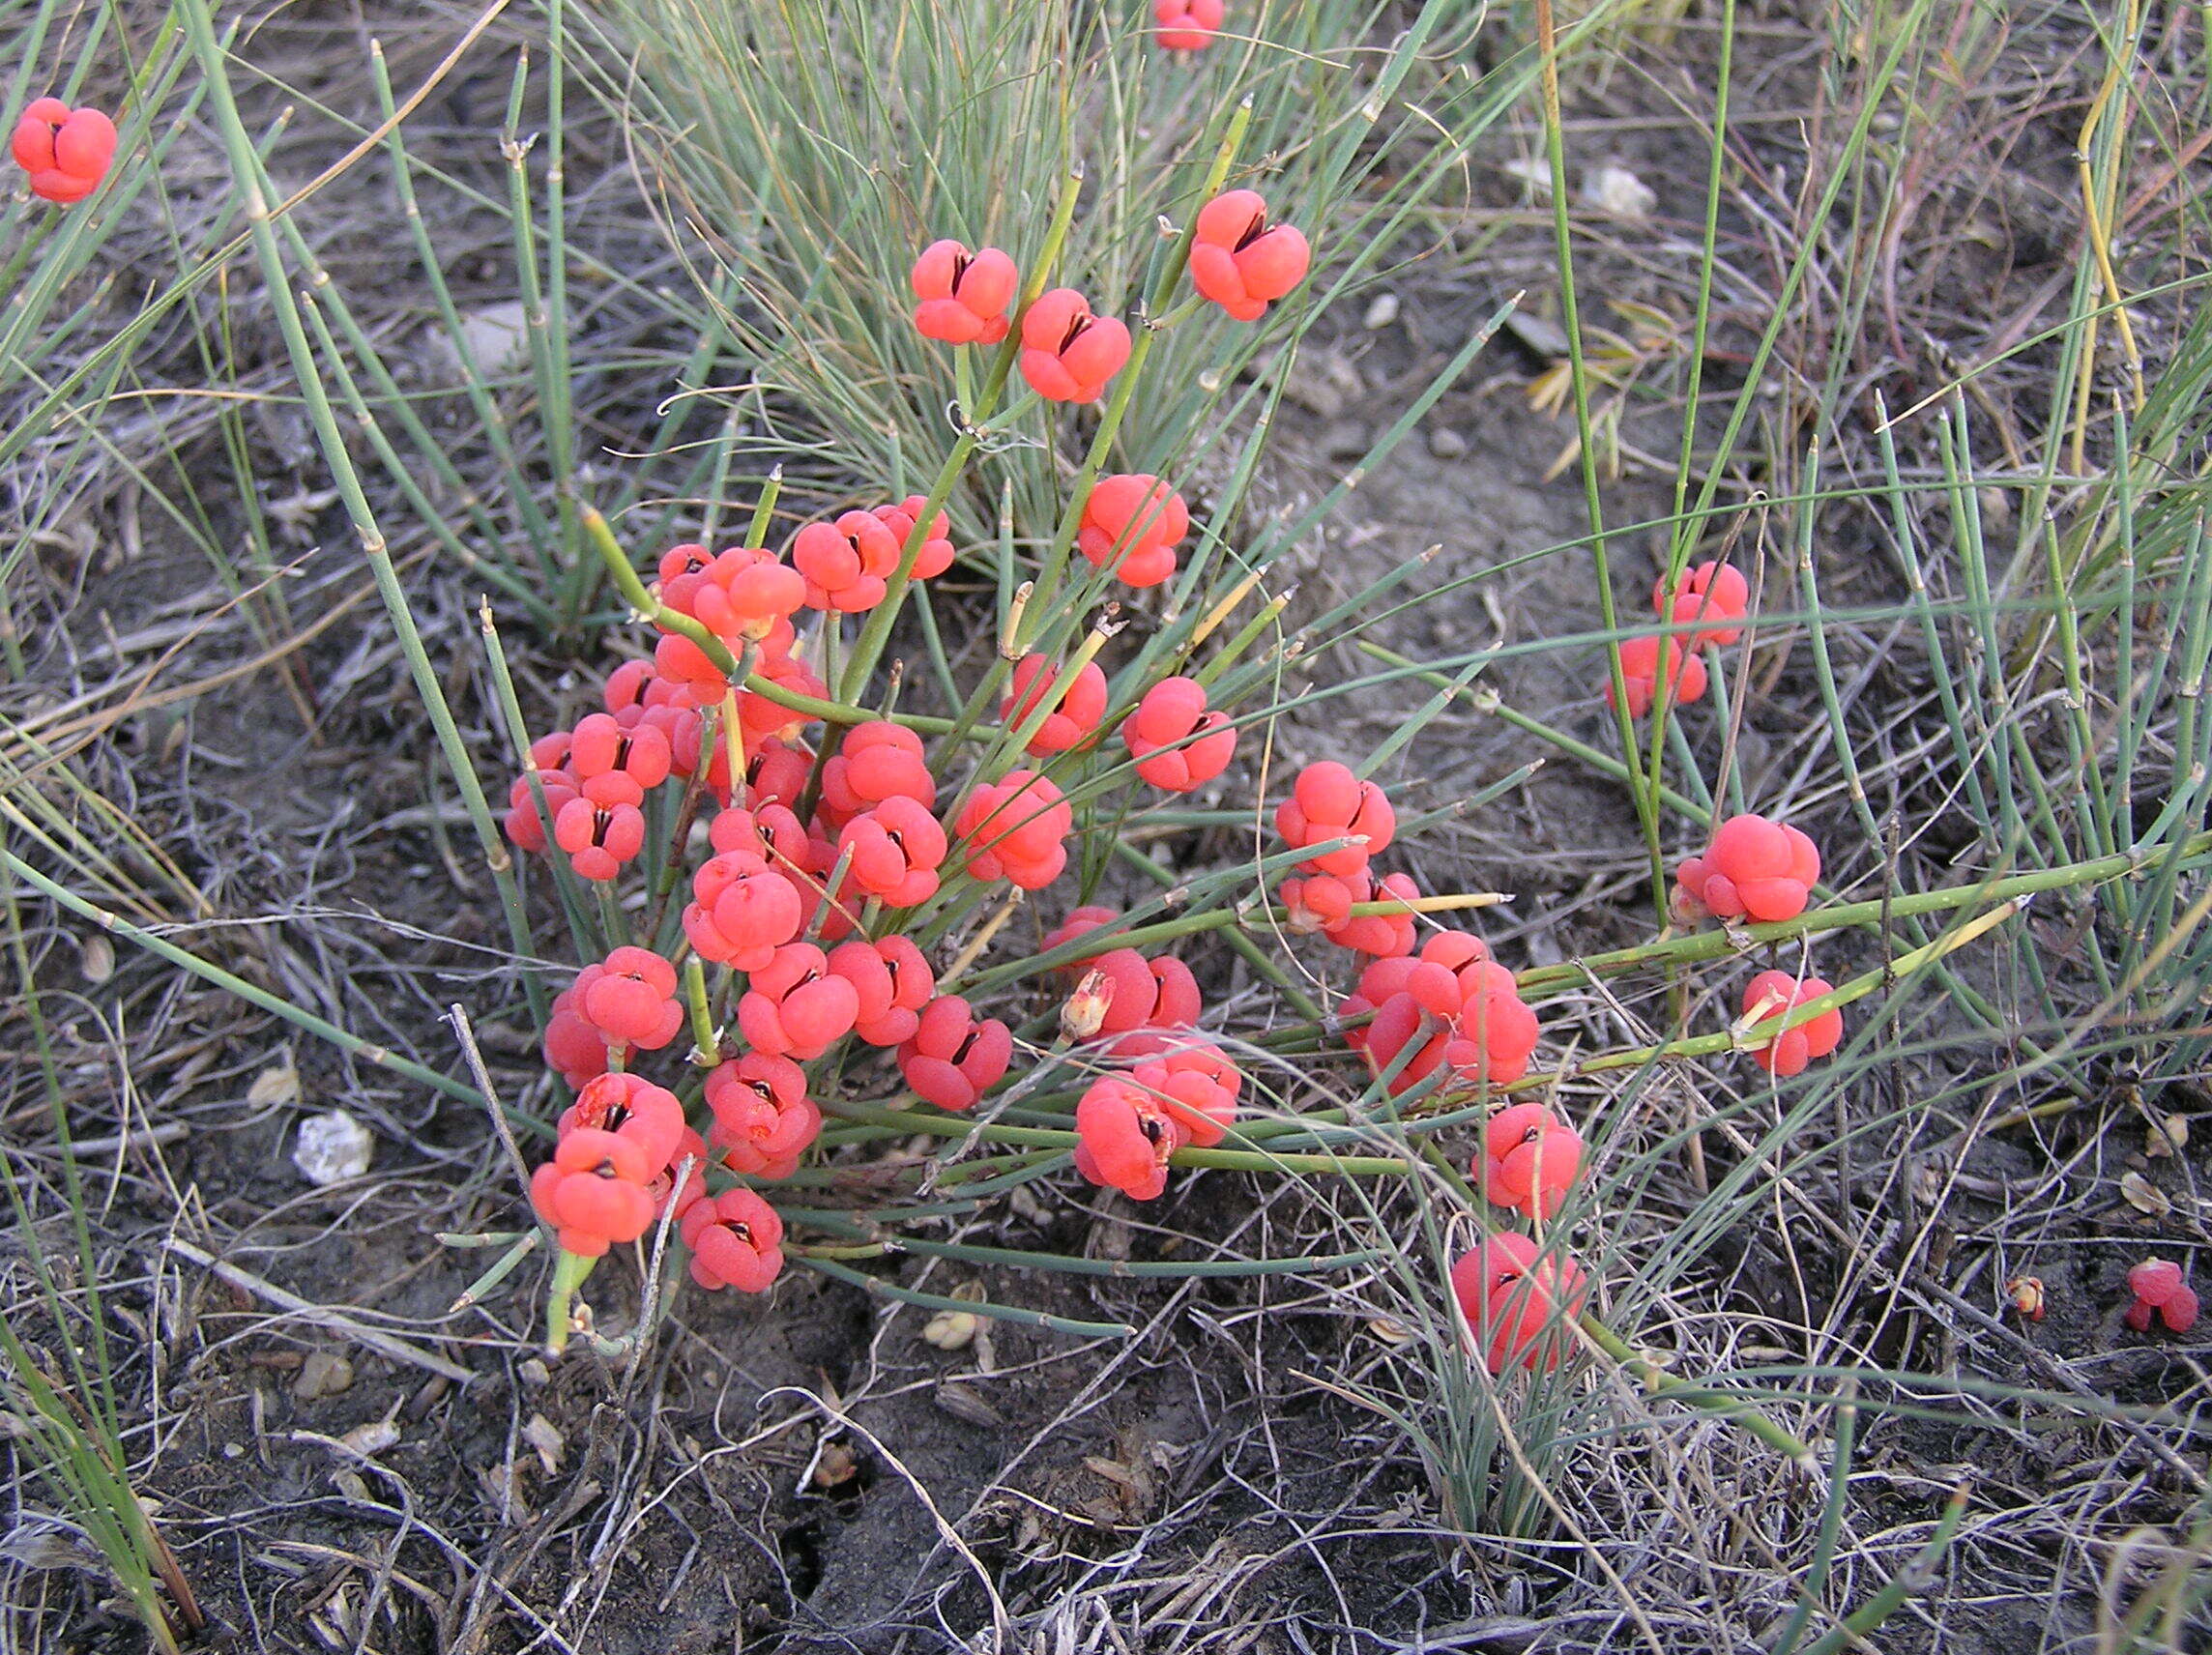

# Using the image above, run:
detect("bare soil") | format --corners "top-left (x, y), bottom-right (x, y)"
top-left (7, 4), bottom-right (2210, 1653)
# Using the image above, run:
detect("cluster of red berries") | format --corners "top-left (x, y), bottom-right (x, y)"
top-left (1608, 562), bottom-right (1750, 718)
top-left (1265, 763), bottom-right (1545, 1093)
top-left (911, 183), bottom-right (1306, 400)
top-left (12, 97), bottom-right (114, 205)
top-left (1670, 811), bottom-right (1846, 1075)
top-left (1074, 1043), bottom-right (1242, 1200)
top-left (531, 1072), bottom-right (781, 1292)
top-left (491, 129), bottom-right (1877, 1397)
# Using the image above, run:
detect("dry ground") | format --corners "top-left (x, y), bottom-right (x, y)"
top-left (4, 2), bottom-right (2209, 1651)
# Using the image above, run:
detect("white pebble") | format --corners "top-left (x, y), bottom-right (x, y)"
top-left (292, 1111), bottom-right (373, 1186)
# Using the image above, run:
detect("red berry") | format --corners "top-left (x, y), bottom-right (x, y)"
top-left (1019, 288), bottom-right (1130, 404)
top-left (1678, 815), bottom-right (1820, 924)
top-left (1450, 1234), bottom-right (1589, 1376)
top-left (576, 947), bottom-right (685, 1052)
top-left (838, 796), bottom-right (947, 908)
top-left (1077, 474), bottom-right (1186, 588)
top-left (1122, 677), bottom-right (1236, 792)
top-left (1072, 1075), bottom-right (1184, 1201)
top-left (1607, 635), bottom-right (1707, 717)
top-left (1741, 970), bottom-right (1844, 1076)
top-left (828, 936), bottom-right (936, 1046)
top-left (1275, 762), bottom-right (1395, 878)
top-left (1476, 1102), bottom-right (1584, 1220)
top-left (954, 769), bottom-right (1072, 890)
top-left (911, 240), bottom-right (1018, 345)
top-left (738, 943), bottom-right (860, 1060)
top-left (1004, 654), bottom-right (1109, 754)
top-left (897, 996), bottom-right (1011, 1112)
top-left (1652, 562), bottom-right (1750, 648)
top-left (817, 721), bottom-right (936, 828)
top-left (680, 1188), bottom-right (785, 1292)
top-left (1188, 189), bottom-right (1311, 323)
top-left (684, 849), bottom-right (803, 971)
top-left (705, 1054), bottom-right (819, 1180)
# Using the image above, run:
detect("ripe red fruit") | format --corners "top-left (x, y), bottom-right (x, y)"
top-left (1653, 562), bottom-right (1750, 648)
top-left (1019, 288), bottom-right (1131, 403)
top-left (1004, 654), bottom-right (1110, 754)
top-left (870, 495), bottom-right (955, 582)
top-left (575, 947), bottom-right (685, 1052)
top-left (2162, 1286), bottom-right (2200, 1334)
top-left (911, 239), bottom-right (1019, 345)
top-left (553, 796), bottom-right (646, 882)
top-left (1358, 957), bottom-right (1539, 1095)
top-left (792, 508), bottom-right (904, 613)
top-left (1153, 0), bottom-right (1224, 50)
top-left (1077, 475), bottom-right (1188, 588)
top-left (1276, 761), bottom-right (1396, 878)
top-left (705, 1053), bottom-right (820, 1180)
top-left (568, 711), bottom-right (673, 796)
top-left (709, 801), bottom-right (810, 871)
top-left (556, 1072), bottom-right (688, 1173)
top-left (684, 849), bottom-right (803, 971)
top-left (1122, 677), bottom-right (1237, 792)
top-left (1451, 1234), bottom-right (1590, 1376)
top-left (505, 767), bottom-right (580, 855)
top-left (12, 98), bottom-right (116, 205)
top-left (1607, 635), bottom-right (1708, 718)
top-left (1081, 948), bottom-right (1203, 1039)
top-left (1073, 1075), bottom-right (1185, 1201)
top-left (898, 996), bottom-right (1012, 1112)
top-left (1282, 869), bottom-right (1418, 958)
top-left (654, 544), bottom-right (806, 697)
top-left (954, 769), bottom-right (1073, 889)
top-left (1740, 971), bottom-right (1845, 1076)
top-left (1442, 963), bottom-right (1542, 1087)
top-left (738, 943), bottom-right (861, 1060)
top-left (817, 721), bottom-right (937, 828)
top-left (680, 1188), bottom-right (786, 1292)
top-left (1677, 815), bottom-right (1821, 924)
top-left (828, 935), bottom-right (936, 1046)
top-left (744, 737), bottom-right (815, 813)
top-left (1188, 189), bottom-right (1311, 323)
top-left (530, 1132), bottom-right (656, 1257)
top-left (2129, 1258), bottom-right (2185, 1306)
top-left (1477, 1103), bottom-right (1585, 1221)
top-left (738, 652), bottom-right (829, 746)
top-left (1137, 1042), bottom-right (1242, 1149)
top-left (838, 796), bottom-right (948, 908)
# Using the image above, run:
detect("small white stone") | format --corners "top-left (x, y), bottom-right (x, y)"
top-left (292, 1112), bottom-right (373, 1186)
top-left (1582, 164), bottom-right (1657, 220)
top-left (1361, 291), bottom-right (1399, 330)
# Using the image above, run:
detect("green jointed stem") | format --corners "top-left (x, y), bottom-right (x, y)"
top-left (1513, 834), bottom-right (2212, 995)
